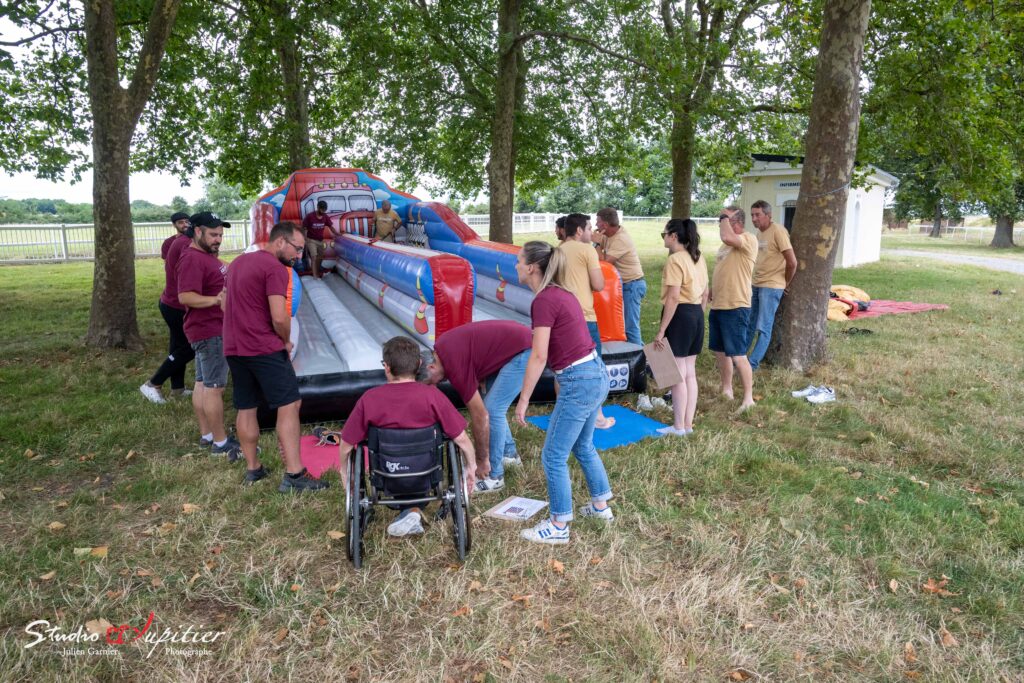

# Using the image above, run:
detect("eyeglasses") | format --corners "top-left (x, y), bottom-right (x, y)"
top-left (660, 232), bottom-right (668, 238)
top-left (285, 239), bottom-right (304, 253)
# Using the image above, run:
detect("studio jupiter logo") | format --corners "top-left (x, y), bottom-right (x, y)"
top-left (24, 612), bottom-right (228, 658)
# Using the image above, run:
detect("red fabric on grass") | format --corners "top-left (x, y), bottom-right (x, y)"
top-left (846, 300), bottom-right (949, 320)
top-left (299, 435), bottom-right (340, 479)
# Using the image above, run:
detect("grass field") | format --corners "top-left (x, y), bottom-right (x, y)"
top-left (881, 232), bottom-right (1024, 260)
top-left (1, 244), bottom-right (1022, 681)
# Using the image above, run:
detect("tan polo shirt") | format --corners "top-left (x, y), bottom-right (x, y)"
top-left (661, 251), bottom-right (708, 305)
top-left (597, 228), bottom-right (643, 282)
top-left (374, 208), bottom-right (402, 239)
top-left (753, 222), bottom-right (794, 289)
top-left (558, 239), bottom-right (600, 322)
top-left (710, 232), bottom-right (758, 310)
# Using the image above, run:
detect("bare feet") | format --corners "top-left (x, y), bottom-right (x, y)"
top-left (595, 416), bottom-right (616, 429)
top-left (736, 400), bottom-right (755, 413)
top-left (721, 388), bottom-right (734, 400)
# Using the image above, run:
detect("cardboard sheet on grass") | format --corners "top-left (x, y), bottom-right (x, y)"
top-left (484, 496), bottom-right (548, 522)
top-left (526, 404), bottom-right (669, 451)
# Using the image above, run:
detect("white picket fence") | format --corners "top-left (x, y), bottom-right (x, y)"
top-left (0, 219), bottom-right (251, 263)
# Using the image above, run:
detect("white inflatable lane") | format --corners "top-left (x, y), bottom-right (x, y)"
top-left (473, 297), bottom-right (531, 326)
top-left (302, 277), bottom-right (382, 372)
top-left (476, 273), bottom-right (534, 317)
top-left (292, 298), bottom-right (342, 377)
top-left (322, 274), bottom-right (428, 351)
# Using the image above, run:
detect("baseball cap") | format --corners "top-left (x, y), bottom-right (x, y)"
top-left (170, 211), bottom-right (190, 223)
top-left (190, 211), bottom-right (231, 229)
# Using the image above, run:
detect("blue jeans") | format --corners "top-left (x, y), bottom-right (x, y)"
top-left (621, 279), bottom-right (647, 346)
top-left (541, 357), bottom-right (613, 522)
top-left (482, 349), bottom-right (530, 479)
top-left (747, 286), bottom-right (784, 370)
top-left (586, 321), bottom-right (602, 355)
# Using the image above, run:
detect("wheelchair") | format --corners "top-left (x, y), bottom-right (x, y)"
top-left (345, 424), bottom-right (472, 568)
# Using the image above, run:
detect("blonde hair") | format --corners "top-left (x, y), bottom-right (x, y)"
top-left (522, 240), bottom-right (567, 290)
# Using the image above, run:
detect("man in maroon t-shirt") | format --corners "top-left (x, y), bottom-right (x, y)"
top-left (177, 212), bottom-right (240, 460)
top-left (424, 320), bottom-right (532, 493)
top-left (224, 221), bottom-right (326, 492)
top-left (140, 211), bottom-right (195, 405)
top-left (340, 336), bottom-right (476, 537)
top-left (301, 200), bottom-right (333, 279)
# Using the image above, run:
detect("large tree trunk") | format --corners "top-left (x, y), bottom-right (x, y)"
top-left (929, 202), bottom-right (943, 237)
top-left (990, 214), bottom-right (1015, 247)
top-left (272, 0), bottom-right (312, 171)
top-left (767, 0), bottom-right (872, 371)
top-left (486, 0), bottom-right (521, 244)
top-left (82, 0), bottom-right (181, 349)
top-left (669, 104), bottom-right (695, 219)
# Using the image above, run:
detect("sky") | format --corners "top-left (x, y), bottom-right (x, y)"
top-left (0, 170), bottom-right (208, 205)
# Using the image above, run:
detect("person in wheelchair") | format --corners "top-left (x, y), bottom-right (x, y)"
top-left (338, 336), bottom-right (477, 537)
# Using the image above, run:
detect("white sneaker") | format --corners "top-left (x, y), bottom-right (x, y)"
top-left (656, 425), bottom-right (688, 437)
top-left (520, 518), bottom-right (570, 545)
top-left (474, 476), bottom-right (505, 493)
top-left (502, 455), bottom-right (523, 468)
top-left (387, 509), bottom-right (424, 537)
top-left (577, 502), bottom-right (614, 522)
top-left (791, 384), bottom-right (820, 398)
top-left (807, 387), bottom-right (836, 404)
top-left (636, 394), bottom-right (654, 411)
top-left (139, 383), bottom-right (166, 404)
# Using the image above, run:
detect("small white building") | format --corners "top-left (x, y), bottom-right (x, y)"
top-left (739, 154), bottom-right (899, 268)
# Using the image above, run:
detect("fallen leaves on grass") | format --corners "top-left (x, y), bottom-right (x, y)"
top-left (793, 577), bottom-right (808, 591)
top-left (25, 449), bottom-right (36, 459)
top-left (922, 577), bottom-right (960, 597)
top-left (150, 577), bottom-right (163, 588)
top-left (290, 584), bottom-right (302, 592)
top-left (903, 642), bottom-right (918, 664)
top-left (85, 619), bottom-right (113, 637)
top-left (47, 521), bottom-right (66, 532)
top-left (854, 497), bottom-right (868, 505)
top-left (273, 627), bottom-right (289, 644)
top-left (451, 606), bottom-right (473, 617)
top-left (729, 668), bottom-right (753, 681)
top-left (889, 579), bottom-right (900, 593)
top-left (157, 522), bottom-right (177, 536)
top-left (209, 545), bottom-right (223, 555)
top-left (125, 450), bottom-right (137, 461)
top-left (39, 571), bottom-right (57, 581)
top-left (468, 580), bottom-right (483, 592)
top-left (326, 530), bottom-right (345, 540)
top-left (548, 559), bottom-right (565, 574)
top-left (939, 627), bottom-right (959, 648)
top-left (181, 503), bottom-right (200, 515)
top-left (510, 594), bottom-right (532, 608)
top-left (105, 590), bottom-right (123, 600)
top-left (589, 556), bottom-right (603, 566)
top-left (90, 546), bottom-right (109, 558)
top-left (909, 475), bottom-right (930, 489)
top-left (135, 568), bottom-right (154, 577)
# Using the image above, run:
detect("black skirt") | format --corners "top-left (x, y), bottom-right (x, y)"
top-left (664, 303), bottom-right (705, 357)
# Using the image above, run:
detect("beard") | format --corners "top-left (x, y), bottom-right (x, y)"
top-left (275, 249), bottom-right (297, 267)
top-left (199, 239), bottom-right (220, 255)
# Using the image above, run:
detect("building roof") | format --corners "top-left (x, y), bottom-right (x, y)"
top-left (742, 154), bottom-right (898, 188)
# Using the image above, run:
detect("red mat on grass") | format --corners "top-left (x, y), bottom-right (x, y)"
top-left (846, 299), bottom-right (949, 320)
top-left (300, 435), bottom-right (341, 479)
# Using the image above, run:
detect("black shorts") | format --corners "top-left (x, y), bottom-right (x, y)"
top-left (663, 303), bottom-right (705, 357)
top-left (227, 351), bottom-right (300, 410)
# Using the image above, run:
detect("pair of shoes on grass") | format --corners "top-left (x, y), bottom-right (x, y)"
top-left (656, 425), bottom-right (692, 437)
top-left (387, 508), bottom-right (424, 537)
top-left (791, 385), bottom-right (836, 404)
top-left (521, 504), bottom-right (614, 545)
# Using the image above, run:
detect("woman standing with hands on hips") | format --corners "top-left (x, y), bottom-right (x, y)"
top-left (514, 241), bottom-right (614, 545)
top-left (653, 219), bottom-right (709, 436)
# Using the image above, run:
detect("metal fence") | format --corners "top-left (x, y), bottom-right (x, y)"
top-left (0, 219), bottom-right (251, 263)
top-left (909, 223), bottom-right (1023, 244)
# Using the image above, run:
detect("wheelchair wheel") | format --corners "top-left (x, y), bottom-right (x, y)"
top-left (448, 443), bottom-right (472, 561)
top-left (346, 448), bottom-right (364, 569)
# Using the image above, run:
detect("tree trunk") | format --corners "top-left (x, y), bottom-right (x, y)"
top-left (990, 214), bottom-right (1015, 247)
top-left (767, 0), bottom-right (872, 371)
top-left (929, 202), bottom-right (943, 237)
top-left (82, 0), bottom-right (181, 349)
top-left (272, 0), bottom-right (312, 171)
top-left (669, 104), bottom-right (695, 219)
top-left (486, 0), bottom-right (521, 244)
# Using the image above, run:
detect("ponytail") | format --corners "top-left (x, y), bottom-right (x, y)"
top-left (665, 218), bottom-right (701, 263)
top-left (521, 240), bottom-right (567, 290)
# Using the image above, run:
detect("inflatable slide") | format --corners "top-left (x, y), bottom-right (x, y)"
top-left (250, 168), bottom-right (646, 424)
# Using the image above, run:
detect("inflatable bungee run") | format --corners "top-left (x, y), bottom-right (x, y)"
top-left (250, 168), bottom-right (646, 425)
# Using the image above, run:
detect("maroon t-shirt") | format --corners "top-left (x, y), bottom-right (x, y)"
top-left (159, 233), bottom-right (191, 310)
top-left (341, 382), bottom-right (467, 445)
top-left (223, 249), bottom-right (289, 357)
top-left (176, 245), bottom-right (226, 343)
top-left (530, 286), bottom-right (595, 371)
top-left (434, 320), bottom-right (532, 403)
top-left (302, 212), bottom-right (334, 241)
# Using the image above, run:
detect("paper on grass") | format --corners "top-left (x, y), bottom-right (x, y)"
top-left (484, 496), bottom-right (548, 522)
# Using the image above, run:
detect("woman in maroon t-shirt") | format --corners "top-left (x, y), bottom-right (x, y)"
top-left (514, 241), bottom-right (614, 545)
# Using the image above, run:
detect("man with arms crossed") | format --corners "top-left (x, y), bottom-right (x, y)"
top-left (224, 221), bottom-right (327, 492)
top-left (709, 206), bottom-right (758, 411)
top-left (746, 200), bottom-right (797, 371)
top-left (593, 207), bottom-right (646, 346)
top-left (301, 200), bottom-right (333, 279)
top-left (424, 319), bottom-right (533, 493)
top-left (176, 212), bottom-right (240, 457)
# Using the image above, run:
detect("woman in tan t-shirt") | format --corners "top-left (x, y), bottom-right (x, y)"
top-left (653, 219), bottom-right (709, 436)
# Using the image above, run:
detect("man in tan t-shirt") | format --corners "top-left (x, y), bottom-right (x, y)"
top-left (594, 207), bottom-right (646, 346)
top-left (374, 200), bottom-right (402, 242)
top-left (558, 212), bottom-right (614, 428)
top-left (709, 205), bottom-right (758, 410)
top-left (747, 200), bottom-right (798, 371)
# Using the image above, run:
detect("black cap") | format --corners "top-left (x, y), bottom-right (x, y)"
top-left (170, 211), bottom-right (190, 223)
top-left (190, 211), bottom-right (231, 229)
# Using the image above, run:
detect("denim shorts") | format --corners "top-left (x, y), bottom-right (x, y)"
top-left (708, 307), bottom-right (751, 357)
top-left (192, 336), bottom-right (228, 388)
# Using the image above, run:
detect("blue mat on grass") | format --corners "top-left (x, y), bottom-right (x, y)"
top-left (526, 404), bottom-right (669, 451)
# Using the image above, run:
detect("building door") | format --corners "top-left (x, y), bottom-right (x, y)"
top-left (783, 201), bottom-right (797, 231)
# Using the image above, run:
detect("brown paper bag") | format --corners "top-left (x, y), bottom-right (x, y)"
top-left (643, 341), bottom-right (682, 390)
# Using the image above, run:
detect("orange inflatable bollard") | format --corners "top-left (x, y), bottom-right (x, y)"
top-left (594, 261), bottom-right (625, 343)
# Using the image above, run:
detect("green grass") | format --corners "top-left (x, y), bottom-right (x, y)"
top-left (882, 232), bottom-right (1024, 260)
top-left (1, 253), bottom-right (1023, 681)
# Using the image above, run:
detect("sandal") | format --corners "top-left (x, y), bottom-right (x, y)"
top-left (312, 425), bottom-right (342, 447)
